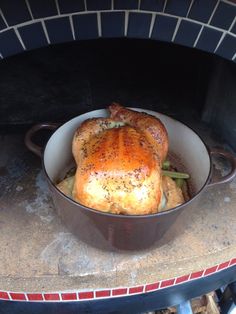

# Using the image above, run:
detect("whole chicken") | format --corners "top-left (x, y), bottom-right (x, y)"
top-left (72, 104), bottom-right (168, 215)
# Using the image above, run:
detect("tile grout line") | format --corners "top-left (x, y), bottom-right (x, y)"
top-left (69, 15), bottom-right (75, 40)
top-left (193, 24), bottom-right (204, 47)
top-left (0, 8), bottom-right (9, 27)
top-left (54, 0), bottom-right (61, 15)
top-left (148, 13), bottom-right (156, 38)
top-left (111, 0), bottom-right (114, 10)
top-left (138, 0), bottom-right (141, 10)
top-left (162, 0), bottom-right (168, 12)
top-left (186, 0), bottom-right (194, 17)
top-left (97, 12), bottom-right (102, 37)
top-left (41, 20), bottom-right (51, 44)
top-left (24, 0), bottom-right (34, 19)
top-left (14, 27), bottom-right (26, 49)
top-left (214, 31), bottom-right (227, 52)
top-left (229, 15), bottom-right (236, 32)
top-left (124, 11), bottom-right (129, 36)
top-left (207, 0), bottom-right (220, 24)
top-left (171, 17), bottom-right (181, 42)
top-left (84, 0), bottom-right (87, 11)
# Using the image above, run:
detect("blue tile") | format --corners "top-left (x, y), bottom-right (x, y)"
top-left (114, 0), bottom-right (139, 10)
top-left (196, 26), bottom-right (223, 53)
top-left (0, 29), bottom-right (24, 57)
top-left (216, 34), bottom-right (236, 60)
top-left (151, 14), bottom-right (178, 42)
top-left (165, 0), bottom-right (192, 17)
top-left (73, 13), bottom-right (98, 40)
top-left (0, 15), bottom-right (7, 30)
top-left (45, 17), bottom-right (73, 44)
top-left (188, 0), bottom-right (217, 23)
top-left (174, 20), bottom-right (201, 47)
top-left (18, 22), bottom-right (48, 50)
top-left (57, 0), bottom-right (85, 14)
top-left (101, 12), bottom-right (125, 38)
top-left (87, 0), bottom-right (111, 10)
top-left (140, 0), bottom-right (165, 11)
top-left (210, 2), bottom-right (236, 30)
top-left (127, 12), bottom-right (152, 38)
top-left (28, 0), bottom-right (58, 18)
top-left (0, 0), bottom-right (31, 26)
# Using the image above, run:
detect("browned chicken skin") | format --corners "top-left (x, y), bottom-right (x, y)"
top-left (72, 104), bottom-right (169, 215)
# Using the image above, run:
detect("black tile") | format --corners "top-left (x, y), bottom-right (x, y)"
top-left (18, 22), bottom-right (48, 50)
top-left (232, 21), bottom-right (236, 35)
top-left (0, 0), bottom-right (31, 26)
top-left (165, 0), bottom-right (192, 17)
top-left (57, 0), bottom-right (85, 14)
top-left (151, 14), bottom-right (178, 42)
top-left (73, 13), bottom-right (98, 40)
top-left (210, 2), bottom-right (236, 30)
top-left (28, 0), bottom-right (58, 18)
top-left (87, 0), bottom-right (111, 10)
top-left (140, 0), bottom-right (164, 11)
top-left (45, 17), bottom-right (73, 44)
top-left (216, 34), bottom-right (236, 60)
top-left (0, 29), bottom-right (24, 57)
top-left (196, 26), bottom-right (223, 53)
top-left (174, 20), bottom-right (201, 47)
top-left (101, 12), bottom-right (125, 38)
top-left (127, 12), bottom-right (152, 38)
top-left (188, 0), bottom-right (217, 23)
top-left (0, 15), bottom-right (7, 30)
top-left (114, 0), bottom-right (139, 10)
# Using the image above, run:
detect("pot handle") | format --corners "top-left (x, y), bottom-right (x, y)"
top-left (25, 123), bottom-right (59, 158)
top-left (207, 148), bottom-right (236, 187)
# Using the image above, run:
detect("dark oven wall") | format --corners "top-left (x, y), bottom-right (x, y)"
top-left (0, 0), bottom-right (235, 148)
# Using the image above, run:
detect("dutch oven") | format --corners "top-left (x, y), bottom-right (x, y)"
top-left (25, 108), bottom-right (236, 251)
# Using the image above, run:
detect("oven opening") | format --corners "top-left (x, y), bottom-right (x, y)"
top-left (1, 36), bottom-right (236, 308)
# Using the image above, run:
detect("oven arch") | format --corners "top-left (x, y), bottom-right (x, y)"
top-left (0, 0), bottom-right (235, 62)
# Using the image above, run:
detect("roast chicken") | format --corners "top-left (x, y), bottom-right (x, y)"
top-left (71, 103), bottom-right (169, 215)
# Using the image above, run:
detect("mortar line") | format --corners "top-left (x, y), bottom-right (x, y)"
top-left (25, 0), bottom-right (34, 19)
top-left (41, 20), bottom-right (51, 44)
top-left (171, 17), bottom-right (181, 42)
top-left (14, 27), bottom-right (26, 49)
top-left (148, 13), bottom-right (156, 38)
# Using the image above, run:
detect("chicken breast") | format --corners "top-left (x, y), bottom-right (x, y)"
top-left (72, 104), bottom-right (168, 215)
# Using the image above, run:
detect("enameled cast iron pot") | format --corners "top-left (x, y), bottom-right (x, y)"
top-left (25, 108), bottom-right (236, 251)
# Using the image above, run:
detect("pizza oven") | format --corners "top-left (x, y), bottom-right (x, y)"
top-left (0, 1), bottom-right (236, 313)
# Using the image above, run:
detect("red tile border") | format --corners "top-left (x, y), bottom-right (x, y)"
top-left (218, 261), bottom-right (230, 270)
top-left (0, 258), bottom-right (235, 302)
top-left (0, 292), bottom-right (9, 300)
top-left (78, 292), bottom-right (94, 300)
top-left (95, 290), bottom-right (111, 298)
top-left (145, 282), bottom-right (159, 292)
top-left (27, 293), bottom-right (44, 301)
top-left (189, 270), bottom-right (204, 280)
top-left (61, 293), bottom-right (77, 301)
top-left (112, 288), bottom-right (128, 296)
top-left (129, 286), bottom-right (144, 294)
top-left (175, 274), bottom-right (190, 284)
top-left (44, 293), bottom-right (60, 301)
top-left (160, 278), bottom-right (175, 288)
top-left (10, 293), bottom-right (27, 301)
top-left (204, 265), bottom-right (218, 276)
